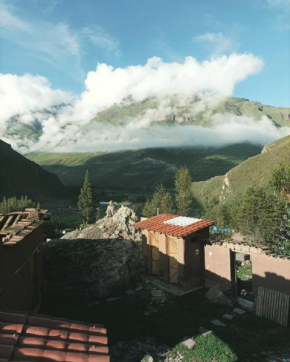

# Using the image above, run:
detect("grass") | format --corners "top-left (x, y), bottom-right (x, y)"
top-left (168, 333), bottom-right (237, 362)
top-left (236, 262), bottom-right (252, 281)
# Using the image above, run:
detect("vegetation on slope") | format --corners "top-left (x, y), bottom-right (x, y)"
top-left (26, 143), bottom-right (262, 191)
top-left (191, 139), bottom-right (290, 252)
top-left (91, 96), bottom-right (290, 127)
top-left (4, 97), bottom-right (290, 143)
top-left (191, 135), bottom-right (290, 206)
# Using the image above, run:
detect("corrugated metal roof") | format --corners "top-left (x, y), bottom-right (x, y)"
top-left (0, 310), bottom-right (109, 361)
top-left (0, 209), bottom-right (47, 247)
top-left (134, 214), bottom-right (214, 237)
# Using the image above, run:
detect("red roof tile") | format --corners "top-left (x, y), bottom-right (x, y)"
top-left (0, 311), bottom-right (109, 361)
top-left (135, 214), bottom-right (214, 238)
top-left (0, 209), bottom-right (47, 246)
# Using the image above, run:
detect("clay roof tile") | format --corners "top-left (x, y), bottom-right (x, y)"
top-left (0, 311), bottom-right (109, 361)
top-left (135, 214), bottom-right (214, 237)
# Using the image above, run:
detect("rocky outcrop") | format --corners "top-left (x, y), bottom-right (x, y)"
top-left (62, 206), bottom-right (141, 241)
top-left (44, 238), bottom-right (147, 298)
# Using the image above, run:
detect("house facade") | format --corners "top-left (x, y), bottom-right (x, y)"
top-left (136, 214), bottom-right (290, 326)
top-left (135, 214), bottom-right (214, 291)
top-left (0, 209), bottom-right (47, 311)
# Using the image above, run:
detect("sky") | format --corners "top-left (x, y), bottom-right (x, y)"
top-left (1, 0), bottom-right (289, 106)
top-left (0, 0), bottom-right (290, 152)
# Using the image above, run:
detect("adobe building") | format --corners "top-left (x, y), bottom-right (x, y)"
top-left (135, 214), bottom-right (214, 291)
top-left (204, 237), bottom-right (290, 326)
top-left (0, 208), bottom-right (47, 311)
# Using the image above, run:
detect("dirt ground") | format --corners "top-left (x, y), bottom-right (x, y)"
top-left (40, 279), bottom-right (290, 362)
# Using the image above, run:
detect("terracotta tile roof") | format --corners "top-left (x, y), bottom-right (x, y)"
top-left (134, 214), bottom-right (214, 237)
top-left (0, 310), bottom-right (109, 361)
top-left (0, 209), bottom-right (47, 247)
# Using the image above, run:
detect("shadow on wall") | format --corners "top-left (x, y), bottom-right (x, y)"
top-left (253, 271), bottom-right (290, 297)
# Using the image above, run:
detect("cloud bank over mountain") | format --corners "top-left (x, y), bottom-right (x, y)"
top-left (2, 53), bottom-right (289, 152)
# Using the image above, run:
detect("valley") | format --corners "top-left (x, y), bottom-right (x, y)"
top-left (26, 143), bottom-right (262, 192)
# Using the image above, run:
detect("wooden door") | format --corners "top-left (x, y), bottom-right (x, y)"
top-left (168, 237), bottom-right (178, 284)
top-left (150, 232), bottom-right (160, 276)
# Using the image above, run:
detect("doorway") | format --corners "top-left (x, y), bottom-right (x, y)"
top-left (150, 232), bottom-right (160, 276)
top-left (167, 236), bottom-right (178, 284)
top-left (231, 252), bottom-right (253, 301)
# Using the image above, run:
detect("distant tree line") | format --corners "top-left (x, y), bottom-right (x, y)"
top-left (77, 164), bottom-right (290, 255)
top-left (142, 164), bottom-right (290, 255)
top-left (0, 196), bottom-right (39, 214)
top-left (205, 165), bottom-right (290, 255)
top-left (143, 166), bottom-right (193, 217)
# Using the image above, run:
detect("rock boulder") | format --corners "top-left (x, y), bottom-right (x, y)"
top-left (44, 238), bottom-right (147, 298)
top-left (63, 206), bottom-right (141, 241)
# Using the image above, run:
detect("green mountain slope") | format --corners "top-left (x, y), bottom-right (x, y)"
top-left (91, 96), bottom-right (290, 127)
top-left (191, 135), bottom-right (290, 205)
top-left (26, 143), bottom-right (262, 192)
top-left (4, 97), bottom-right (290, 143)
top-left (0, 139), bottom-right (69, 200)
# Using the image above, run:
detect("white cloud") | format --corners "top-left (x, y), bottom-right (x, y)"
top-left (28, 115), bottom-right (289, 153)
top-left (0, 54), bottom-right (275, 153)
top-left (63, 53), bottom-right (263, 126)
top-left (0, 1), bottom-right (121, 76)
top-left (82, 27), bottom-right (121, 57)
top-left (0, 73), bottom-right (73, 133)
top-left (0, 2), bottom-right (31, 32)
top-left (194, 32), bottom-right (240, 55)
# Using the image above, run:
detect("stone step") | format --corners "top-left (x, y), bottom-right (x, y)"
top-left (211, 319), bottom-right (226, 327)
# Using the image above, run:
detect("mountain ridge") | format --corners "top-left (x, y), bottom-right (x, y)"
top-left (4, 96), bottom-right (290, 147)
top-left (191, 135), bottom-right (290, 207)
top-left (0, 139), bottom-right (70, 200)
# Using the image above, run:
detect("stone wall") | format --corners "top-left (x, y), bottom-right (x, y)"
top-left (44, 238), bottom-right (146, 298)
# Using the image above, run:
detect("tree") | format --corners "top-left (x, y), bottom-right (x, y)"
top-left (78, 170), bottom-right (96, 224)
top-left (143, 184), bottom-right (173, 217)
top-left (211, 202), bottom-right (232, 228)
top-left (175, 167), bottom-right (192, 216)
top-left (270, 164), bottom-right (290, 201)
top-left (0, 196), bottom-right (37, 214)
top-left (233, 186), bottom-right (283, 244)
top-left (275, 203), bottom-right (290, 255)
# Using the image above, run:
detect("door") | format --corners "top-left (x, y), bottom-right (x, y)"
top-left (150, 232), bottom-right (160, 276)
top-left (167, 237), bottom-right (178, 284)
